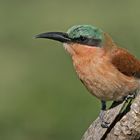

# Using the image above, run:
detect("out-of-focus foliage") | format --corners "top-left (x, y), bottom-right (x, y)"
top-left (0, 0), bottom-right (140, 139)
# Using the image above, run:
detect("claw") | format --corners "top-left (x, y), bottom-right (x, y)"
top-left (125, 92), bottom-right (137, 102)
top-left (101, 121), bottom-right (110, 128)
top-left (99, 110), bottom-right (110, 128)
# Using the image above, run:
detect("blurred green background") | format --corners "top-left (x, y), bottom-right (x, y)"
top-left (0, 0), bottom-right (140, 140)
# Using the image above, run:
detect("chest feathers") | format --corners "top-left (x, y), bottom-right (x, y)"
top-left (65, 43), bottom-right (139, 101)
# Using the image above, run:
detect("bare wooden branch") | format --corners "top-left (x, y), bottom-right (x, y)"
top-left (81, 91), bottom-right (140, 140)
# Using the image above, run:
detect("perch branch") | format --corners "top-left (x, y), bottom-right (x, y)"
top-left (81, 91), bottom-right (140, 140)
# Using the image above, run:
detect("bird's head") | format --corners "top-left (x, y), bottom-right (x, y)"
top-left (35, 25), bottom-right (104, 47)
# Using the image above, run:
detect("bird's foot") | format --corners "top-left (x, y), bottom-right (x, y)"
top-left (99, 110), bottom-right (110, 128)
top-left (125, 91), bottom-right (137, 102)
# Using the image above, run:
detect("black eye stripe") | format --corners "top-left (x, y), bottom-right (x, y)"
top-left (71, 36), bottom-right (101, 47)
top-left (71, 36), bottom-right (87, 41)
top-left (79, 36), bottom-right (87, 41)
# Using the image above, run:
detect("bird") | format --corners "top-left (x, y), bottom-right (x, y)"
top-left (35, 25), bottom-right (140, 127)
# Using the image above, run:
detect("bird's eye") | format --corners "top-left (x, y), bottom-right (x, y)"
top-left (80, 36), bottom-right (87, 41)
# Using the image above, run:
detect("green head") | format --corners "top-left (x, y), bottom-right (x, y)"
top-left (35, 25), bottom-right (104, 47)
top-left (67, 25), bottom-right (103, 40)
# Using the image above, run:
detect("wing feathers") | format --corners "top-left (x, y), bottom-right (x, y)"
top-left (111, 48), bottom-right (140, 78)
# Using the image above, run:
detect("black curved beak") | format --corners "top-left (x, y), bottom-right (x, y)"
top-left (35, 32), bottom-right (71, 43)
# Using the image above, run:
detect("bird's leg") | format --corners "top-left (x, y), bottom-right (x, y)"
top-left (99, 100), bottom-right (110, 128)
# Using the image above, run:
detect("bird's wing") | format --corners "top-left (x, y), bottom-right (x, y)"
top-left (111, 47), bottom-right (140, 78)
top-left (103, 33), bottom-right (140, 78)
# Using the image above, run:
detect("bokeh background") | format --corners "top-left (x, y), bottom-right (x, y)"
top-left (1, 0), bottom-right (140, 140)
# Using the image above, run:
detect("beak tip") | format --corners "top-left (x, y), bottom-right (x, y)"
top-left (33, 34), bottom-right (40, 39)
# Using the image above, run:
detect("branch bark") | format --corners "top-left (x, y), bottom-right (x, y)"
top-left (81, 91), bottom-right (140, 140)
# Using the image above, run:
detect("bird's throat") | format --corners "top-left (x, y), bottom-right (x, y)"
top-left (63, 43), bottom-right (103, 57)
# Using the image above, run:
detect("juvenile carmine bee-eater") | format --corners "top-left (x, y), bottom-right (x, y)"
top-left (35, 25), bottom-right (140, 127)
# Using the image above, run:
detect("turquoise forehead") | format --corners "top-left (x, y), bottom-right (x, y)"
top-left (67, 25), bottom-right (103, 40)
